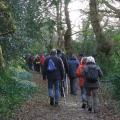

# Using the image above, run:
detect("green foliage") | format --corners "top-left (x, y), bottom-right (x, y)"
top-left (51, 0), bottom-right (60, 6)
top-left (98, 31), bottom-right (120, 109)
top-left (110, 74), bottom-right (120, 101)
top-left (15, 71), bottom-right (32, 81)
top-left (13, 67), bottom-right (32, 81)
top-left (72, 39), bottom-right (96, 56)
top-left (96, 53), bottom-right (112, 75)
top-left (0, 68), bottom-right (38, 119)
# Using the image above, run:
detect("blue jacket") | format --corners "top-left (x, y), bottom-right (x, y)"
top-left (68, 57), bottom-right (79, 79)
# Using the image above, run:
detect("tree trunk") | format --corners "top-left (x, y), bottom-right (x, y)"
top-left (0, 45), bottom-right (5, 72)
top-left (64, 0), bottom-right (72, 54)
top-left (89, 0), bottom-right (112, 55)
top-left (56, 0), bottom-right (64, 49)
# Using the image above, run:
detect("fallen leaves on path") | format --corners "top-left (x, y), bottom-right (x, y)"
top-left (11, 73), bottom-right (120, 120)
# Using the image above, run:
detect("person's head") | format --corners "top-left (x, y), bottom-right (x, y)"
top-left (86, 56), bottom-right (95, 64)
top-left (69, 53), bottom-right (77, 60)
top-left (79, 53), bottom-right (84, 57)
top-left (35, 54), bottom-right (39, 58)
top-left (81, 57), bottom-right (87, 64)
top-left (79, 53), bottom-right (84, 61)
top-left (57, 49), bottom-right (62, 55)
top-left (50, 49), bottom-right (57, 56)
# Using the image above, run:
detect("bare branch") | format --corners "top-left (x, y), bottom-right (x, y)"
top-left (0, 30), bottom-right (14, 36)
top-left (104, 0), bottom-right (120, 18)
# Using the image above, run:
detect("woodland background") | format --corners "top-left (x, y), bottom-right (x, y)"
top-left (0, 0), bottom-right (120, 119)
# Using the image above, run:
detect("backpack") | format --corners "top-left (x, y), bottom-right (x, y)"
top-left (47, 59), bottom-right (56, 72)
top-left (85, 66), bottom-right (98, 83)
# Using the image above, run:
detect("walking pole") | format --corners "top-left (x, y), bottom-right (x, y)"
top-left (65, 74), bottom-right (69, 95)
top-left (62, 80), bottom-right (66, 104)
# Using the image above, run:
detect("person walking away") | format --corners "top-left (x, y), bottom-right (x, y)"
top-left (27, 54), bottom-right (34, 71)
top-left (34, 55), bottom-right (40, 72)
top-left (78, 53), bottom-right (84, 62)
top-left (31, 54), bottom-right (34, 71)
top-left (76, 57), bottom-right (87, 108)
top-left (40, 53), bottom-right (45, 77)
top-left (57, 49), bottom-right (69, 97)
top-left (83, 56), bottom-right (103, 113)
top-left (43, 49), bottom-right (64, 106)
top-left (68, 54), bottom-right (79, 95)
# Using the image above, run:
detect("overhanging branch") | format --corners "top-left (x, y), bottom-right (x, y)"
top-left (0, 30), bottom-right (14, 36)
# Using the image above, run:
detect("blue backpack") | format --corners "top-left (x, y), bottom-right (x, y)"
top-left (47, 59), bottom-right (56, 72)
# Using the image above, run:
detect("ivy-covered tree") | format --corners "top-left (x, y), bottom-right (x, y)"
top-left (89, 0), bottom-right (113, 55)
top-left (64, 0), bottom-right (72, 53)
top-left (0, 1), bottom-right (15, 36)
top-left (0, 0), bottom-right (15, 67)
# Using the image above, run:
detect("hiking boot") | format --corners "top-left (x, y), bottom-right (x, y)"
top-left (54, 102), bottom-right (59, 107)
top-left (61, 92), bottom-right (64, 97)
top-left (50, 97), bottom-right (54, 106)
top-left (81, 103), bottom-right (86, 109)
top-left (70, 92), bottom-right (77, 96)
top-left (94, 109), bottom-right (100, 113)
top-left (72, 93), bottom-right (77, 96)
top-left (88, 107), bottom-right (92, 113)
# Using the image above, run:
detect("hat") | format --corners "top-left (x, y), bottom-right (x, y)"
top-left (87, 56), bottom-right (95, 63)
top-left (56, 49), bottom-right (62, 54)
top-left (50, 49), bottom-right (57, 55)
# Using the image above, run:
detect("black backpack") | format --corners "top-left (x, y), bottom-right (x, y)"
top-left (85, 66), bottom-right (99, 83)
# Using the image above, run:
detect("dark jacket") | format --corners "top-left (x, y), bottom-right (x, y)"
top-left (83, 62), bottom-right (103, 88)
top-left (43, 55), bottom-right (64, 80)
top-left (57, 53), bottom-right (69, 74)
top-left (68, 57), bottom-right (79, 79)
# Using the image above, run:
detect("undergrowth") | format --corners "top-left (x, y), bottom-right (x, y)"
top-left (0, 67), bottom-right (38, 120)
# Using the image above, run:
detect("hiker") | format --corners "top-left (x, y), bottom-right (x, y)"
top-left (76, 57), bottom-right (87, 108)
top-left (43, 49), bottom-right (64, 106)
top-left (68, 54), bottom-right (79, 95)
top-left (57, 49), bottom-right (69, 97)
top-left (26, 54), bottom-right (34, 71)
top-left (83, 56), bottom-right (103, 113)
top-left (34, 55), bottom-right (40, 72)
top-left (40, 53), bottom-right (45, 77)
top-left (78, 53), bottom-right (84, 62)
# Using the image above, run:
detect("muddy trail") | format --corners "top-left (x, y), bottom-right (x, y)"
top-left (12, 73), bottom-right (120, 120)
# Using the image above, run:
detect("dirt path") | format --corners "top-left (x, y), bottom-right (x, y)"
top-left (12, 73), bottom-right (119, 120)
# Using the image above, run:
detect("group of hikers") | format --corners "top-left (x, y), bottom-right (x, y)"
top-left (26, 49), bottom-right (103, 113)
top-left (25, 53), bottom-right (45, 73)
